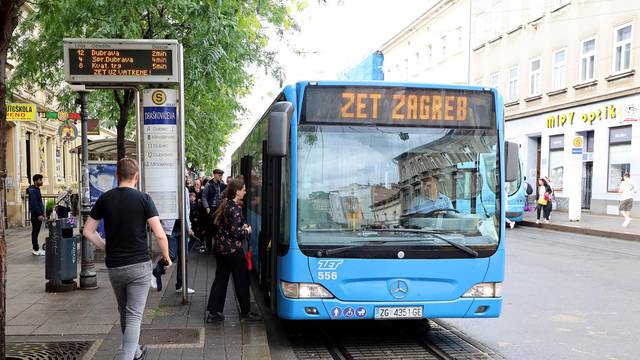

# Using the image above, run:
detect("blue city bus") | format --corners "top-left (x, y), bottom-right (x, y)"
top-left (231, 81), bottom-right (519, 320)
top-left (506, 160), bottom-right (526, 222)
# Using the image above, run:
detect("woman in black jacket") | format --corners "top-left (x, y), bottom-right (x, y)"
top-left (535, 178), bottom-right (553, 224)
top-left (206, 179), bottom-right (262, 323)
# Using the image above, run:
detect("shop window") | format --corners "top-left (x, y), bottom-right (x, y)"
top-left (548, 135), bottom-right (564, 191)
top-left (613, 23), bottom-right (632, 73)
top-left (607, 126), bottom-right (632, 192)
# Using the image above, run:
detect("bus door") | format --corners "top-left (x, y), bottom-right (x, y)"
top-left (260, 140), bottom-right (282, 311)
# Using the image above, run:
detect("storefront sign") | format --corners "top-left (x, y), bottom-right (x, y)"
top-left (58, 122), bottom-right (79, 142)
top-left (549, 134), bottom-right (564, 149)
top-left (7, 103), bottom-right (37, 121)
top-left (143, 88), bottom-right (178, 219)
top-left (546, 104), bottom-right (617, 128)
top-left (609, 125), bottom-right (632, 144)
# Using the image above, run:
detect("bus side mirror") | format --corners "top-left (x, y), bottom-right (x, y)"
top-left (267, 101), bottom-right (293, 157)
top-left (505, 141), bottom-right (520, 183)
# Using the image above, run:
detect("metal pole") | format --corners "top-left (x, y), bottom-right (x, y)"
top-left (178, 44), bottom-right (188, 304)
top-left (78, 91), bottom-right (98, 289)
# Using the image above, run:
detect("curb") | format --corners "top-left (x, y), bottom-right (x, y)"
top-left (519, 220), bottom-right (640, 241)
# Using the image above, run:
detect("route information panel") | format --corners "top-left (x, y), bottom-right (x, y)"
top-left (64, 39), bottom-right (179, 84)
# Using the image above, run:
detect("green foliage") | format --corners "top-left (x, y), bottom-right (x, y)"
top-left (10, 0), bottom-right (300, 171)
top-left (45, 199), bottom-right (55, 214)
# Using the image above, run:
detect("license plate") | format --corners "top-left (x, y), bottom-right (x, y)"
top-left (374, 306), bottom-right (423, 319)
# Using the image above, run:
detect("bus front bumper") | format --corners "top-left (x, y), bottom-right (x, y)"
top-left (277, 297), bottom-right (502, 320)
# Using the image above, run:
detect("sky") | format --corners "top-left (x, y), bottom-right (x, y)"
top-left (218, 0), bottom-right (435, 172)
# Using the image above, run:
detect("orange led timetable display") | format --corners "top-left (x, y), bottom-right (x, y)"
top-left (302, 86), bottom-right (494, 129)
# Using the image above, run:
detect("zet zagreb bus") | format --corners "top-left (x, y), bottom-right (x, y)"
top-left (231, 81), bottom-right (519, 320)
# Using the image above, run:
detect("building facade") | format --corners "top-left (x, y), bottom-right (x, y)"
top-left (380, 0), bottom-right (470, 84)
top-left (470, 0), bottom-right (640, 215)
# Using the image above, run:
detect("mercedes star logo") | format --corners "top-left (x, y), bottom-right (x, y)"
top-left (389, 280), bottom-right (409, 299)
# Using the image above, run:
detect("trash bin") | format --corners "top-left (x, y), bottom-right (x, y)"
top-left (45, 218), bottom-right (78, 292)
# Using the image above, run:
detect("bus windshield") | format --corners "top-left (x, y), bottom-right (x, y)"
top-left (297, 124), bottom-right (501, 254)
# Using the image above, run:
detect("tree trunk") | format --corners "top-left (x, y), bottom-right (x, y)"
top-left (114, 89), bottom-right (135, 161)
top-left (0, 1), bottom-right (26, 357)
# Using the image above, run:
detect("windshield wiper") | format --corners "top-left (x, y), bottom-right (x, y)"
top-left (316, 245), bottom-right (368, 257)
top-left (358, 229), bottom-right (479, 257)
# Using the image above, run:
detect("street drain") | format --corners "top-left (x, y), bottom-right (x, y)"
top-left (140, 328), bottom-right (204, 348)
top-left (6, 341), bottom-right (93, 359)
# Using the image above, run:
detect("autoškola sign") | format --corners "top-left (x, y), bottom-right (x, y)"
top-left (6, 103), bottom-right (37, 121)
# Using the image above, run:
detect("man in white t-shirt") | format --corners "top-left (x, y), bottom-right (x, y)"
top-left (619, 173), bottom-right (636, 228)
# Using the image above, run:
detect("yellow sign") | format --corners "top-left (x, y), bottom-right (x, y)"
top-left (7, 103), bottom-right (37, 121)
top-left (151, 90), bottom-right (166, 105)
top-left (546, 104), bottom-right (617, 128)
top-left (572, 136), bottom-right (583, 148)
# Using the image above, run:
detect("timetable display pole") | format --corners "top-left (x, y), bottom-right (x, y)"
top-left (78, 91), bottom-right (98, 289)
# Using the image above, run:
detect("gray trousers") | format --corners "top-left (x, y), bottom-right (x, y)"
top-left (108, 261), bottom-right (152, 360)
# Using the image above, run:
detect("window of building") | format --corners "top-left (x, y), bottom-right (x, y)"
top-left (580, 38), bottom-right (596, 82)
top-left (490, 0), bottom-right (503, 38)
top-left (490, 71), bottom-right (500, 92)
top-left (507, 66), bottom-right (519, 101)
top-left (607, 126), bottom-right (632, 192)
top-left (456, 26), bottom-right (463, 51)
top-left (529, 58), bottom-right (541, 95)
top-left (441, 35), bottom-right (447, 58)
top-left (548, 135), bottom-right (564, 191)
top-left (613, 23), bottom-right (632, 73)
top-left (552, 48), bottom-right (566, 90)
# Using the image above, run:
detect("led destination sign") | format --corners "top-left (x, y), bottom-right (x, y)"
top-left (68, 48), bottom-right (173, 77)
top-left (302, 86), bottom-right (495, 128)
top-left (63, 39), bottom-right (179, 84)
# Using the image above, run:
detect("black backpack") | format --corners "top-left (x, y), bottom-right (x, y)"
top-left (525, 182), bottom-right (533, 195)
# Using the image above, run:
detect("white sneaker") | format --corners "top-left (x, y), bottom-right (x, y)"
top-left (509, 221), bottom-right (515, 229)
top-left (622, 219), bottom-right (631, 228)
top-left (150, 279), bottom-right (157, 289)
top-left (176, 287), bottom-right (195, 294)
top-left (544, 220), bottom-right (550, 224)
top-left (35, 249), bottom-right (45, 256)
top-left (32, 250), bottom-right (40, 256)
top-left (535, 220), bottom-right (540, 224)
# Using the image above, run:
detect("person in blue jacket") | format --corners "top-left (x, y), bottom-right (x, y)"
top-left (27, 174), bottom-right (45, 256)
top-left (410, 176), bottom-right (453, 215)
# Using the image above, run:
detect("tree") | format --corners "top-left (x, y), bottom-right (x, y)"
top-left (10, 0), bottom-right (299, 168)
top-left (0, 1), bottom-right (27, 356)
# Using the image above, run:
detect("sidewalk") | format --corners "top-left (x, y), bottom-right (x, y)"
top-left (4, 226), bottom-right (270, 359)
top-left (519, 209), bottom-right (640, 241)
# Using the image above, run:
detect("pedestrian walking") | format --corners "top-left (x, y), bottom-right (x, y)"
top-left (206, 179), bottom-right (261, 323)
top-left (83, 158), bottom-right (171, 360)
top-left (619, 173), bottom-right (636, 228)
top-left (27, 174), bottom-right (45, 256)
top-left (202, 169), bottom-right (226, 253)
top-left (535, 178), bottom-right (552, 224)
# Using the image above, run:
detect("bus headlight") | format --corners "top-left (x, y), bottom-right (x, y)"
top-left (281, 281), bottom-right (334, 299)
top-left (462, 282), bottom-right (503, 298)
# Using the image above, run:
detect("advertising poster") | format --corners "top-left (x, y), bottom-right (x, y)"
top-left (88, 162), bottom-right (118, 237)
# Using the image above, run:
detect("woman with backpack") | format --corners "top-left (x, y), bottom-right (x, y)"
top-left (536, 178), bottom-right (553, 224)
